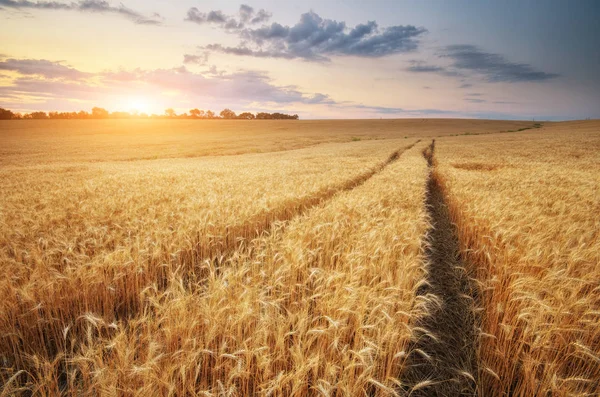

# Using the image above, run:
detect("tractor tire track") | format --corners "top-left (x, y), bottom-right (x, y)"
top-left (401, 140), bottom-right (479, 396)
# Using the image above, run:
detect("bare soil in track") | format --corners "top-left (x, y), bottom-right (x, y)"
top-left (401, 141), bottom-right (479, 396)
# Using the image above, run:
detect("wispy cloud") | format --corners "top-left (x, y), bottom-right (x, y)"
top-left (443, 45), bottom-right (559, 82)
top-left (187, 6), bottom-right (427, 62)
top-left (0, 58), bottom-right (89, 79)
top-left (183, 54), bottom-right (208, 65)
top-left (0, 57), bottom-right (340, 111)
top-left (406, 60), bottom-right (462, 77)
top-left (465, 98), bottom-right (486, 103)
top-left (0, 0), bottom-right (163, 25)
top-left (405, 45), bottom-right (559, 84)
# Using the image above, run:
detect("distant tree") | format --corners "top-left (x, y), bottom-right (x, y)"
top-left (0, 107), bottom-right (14, 120)
top-left (256, 112), bottom-right (271, 120)
top-left (220, 108), bottom-right (236, 119)
top-left (238, 112), bottom-right (255, 120)
top-left (91, 107), bottom-right (109, 119)
top-left (30, 111), bottom-right (49, 119)
top-left (110, 111), bottom-right (132, 119)
top-left (189, 108), bottom-right (203, 118)
top-left (0, 106), bottom-right (299, 121)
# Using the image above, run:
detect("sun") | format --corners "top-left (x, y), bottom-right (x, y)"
top-left (125, 97), bottom-right (151, 114)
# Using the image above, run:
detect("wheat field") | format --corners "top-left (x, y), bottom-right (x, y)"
top-left (434, 121), bottom-right (600, 396)
top-left (1, 119), bottom-right (599, 396)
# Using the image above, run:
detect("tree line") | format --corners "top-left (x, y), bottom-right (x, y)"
top-left (0, 107), bottom-right (299, 120)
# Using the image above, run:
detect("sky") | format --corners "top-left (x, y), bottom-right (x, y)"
top-left (0, 0), bottom-right (599, 119)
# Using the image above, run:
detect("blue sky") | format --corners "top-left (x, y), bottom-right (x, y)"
top-left (0, 0), bottom-right (598, 119)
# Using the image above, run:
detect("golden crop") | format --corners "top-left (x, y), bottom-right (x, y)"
top-left (435, 121), bottom-right (600, 396)
top-left (1, 119), bottom-right (598, 396)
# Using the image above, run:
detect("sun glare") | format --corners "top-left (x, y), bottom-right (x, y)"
top-left (125, 97), bottom-right (151, 114)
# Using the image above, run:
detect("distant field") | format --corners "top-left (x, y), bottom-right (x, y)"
top-left (0, 118), bottom-right (535, 166)
top-left (0, 119), bottom-right (598, 396)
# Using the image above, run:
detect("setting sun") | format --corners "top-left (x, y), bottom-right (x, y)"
top-left (122, 97), bottom-right (151, 114)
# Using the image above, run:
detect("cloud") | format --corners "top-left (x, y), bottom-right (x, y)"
top-left (0, 57), bottom-right (339, 112)
top-left (191, 8), bottom-right (427, 61)
top-left (185, 4), bottom-right (271, 30)
top-left (0, 58), bottom-right (89, 79)
top-left (406, 61), bottom-right (445, 73)
top-left (183, 53), bottom-right (208, 65)
top-left (204, 44), bottom-right (297, 59)
top-left (0, 0), bottom-right (163, 25)
top-left (405, 45), bottom-right (559, 84)
top-left (465, 98), bottom-right (486, 103)
top-left (443, 45), bottom-right (559, 82)
top-left (0, 56), bottom-right (462, 118)
top-left (405, 60), bottom-right (462, 77)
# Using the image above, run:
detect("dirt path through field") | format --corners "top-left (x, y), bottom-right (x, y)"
top-left (401, 140), bottom-right (478, 396)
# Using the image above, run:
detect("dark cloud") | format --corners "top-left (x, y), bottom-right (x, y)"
top-left (0, 0), bottom-right (163, 25)
top-left (443, 45), bottom-right (559, 82)
top-left (465, 92), bottom-right (483, 97)
top-left (405, 45), bottom-right (558, 84)
top-left (194, 9), bottom-right (426, 61)
top-left (185, 4), bottom-right (271, 30)
top-left (0, 58), bottom-right (89, 79)
top-left (459, 83), bottom-right (473, 89)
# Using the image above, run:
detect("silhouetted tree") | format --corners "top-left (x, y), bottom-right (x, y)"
top-left (0, 108), bottom-right (14, 120)
top-left (238, 112), bottom-right (255, 120)
top-left (91, 107), bottom-right (109, 119)
top-left (29, 111), bottom-right (48, 119)
top-left (256, 112), bottom-right (271, 120)
top-left (189, 108), bottom-right (203, 118)
top-left (220, 108), bottom-right (236, 119)
top-left (0, 107), bottom-right (300, 121)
